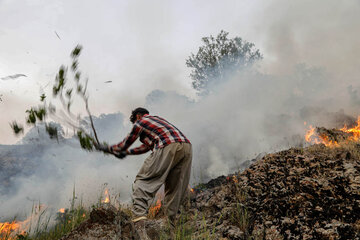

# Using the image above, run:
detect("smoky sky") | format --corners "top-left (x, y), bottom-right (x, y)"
top-left (1, 0), bottom-right (359, 144)
top-left (1, 0), bottom-right (360, 224)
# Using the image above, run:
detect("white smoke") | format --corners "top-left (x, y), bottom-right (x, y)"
top-left (0, 116), bottom-right (145, 222)
top-left (1, 0), bottom-right (360, 227)
top-left (0, 61), bottom-right (357, 225)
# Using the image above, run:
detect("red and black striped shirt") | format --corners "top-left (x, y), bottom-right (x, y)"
top-left (110, 114), bottom-right (190, 155)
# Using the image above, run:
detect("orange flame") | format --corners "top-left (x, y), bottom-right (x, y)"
top-left (148, 189), bottom-right (164, 218)
top-left (101, 188), bottom-right (110, 204)
top-left (340, 116), bottom-right (360, 141)
top-left (305, 125), bottom-right (317, 143)
top-left (58, 208), bottom-right (65, 213)
top-left (148, 199), bottom-right (162, 218)
top-left (305, 125), bottom-right (338, 147)
top-left (0, 221), bottom-right (21, 238)
top-left (0, 219), bottom-right (30, 239)
top-left (0, 203), bottom-right (45, 239)
top-left (305, 117), bottom-right (360, 147)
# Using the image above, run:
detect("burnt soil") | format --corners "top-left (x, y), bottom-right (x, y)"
top-left (60, 141), bottom-right (360, 239)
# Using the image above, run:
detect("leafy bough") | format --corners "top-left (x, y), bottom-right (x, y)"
top-left (11, 45), bottom-right (106, 152)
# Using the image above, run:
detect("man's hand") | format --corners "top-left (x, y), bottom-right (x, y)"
top-left (94, 143), bottom-right (110, 153)
top-left (94, 142), bottom-right (127, 159)
top-left (113, 151), bottom-right (127, 159)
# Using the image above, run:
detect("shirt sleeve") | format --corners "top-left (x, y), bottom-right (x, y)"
top-left (128, 144), bottom-right (151, 155)
top-left (110, 123), bottom-right (142, 152)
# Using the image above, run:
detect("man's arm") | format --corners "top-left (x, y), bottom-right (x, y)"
top-left (110, 123), bottom-right (142, 152)
top-left (127, 144), bottom-right (151, 155)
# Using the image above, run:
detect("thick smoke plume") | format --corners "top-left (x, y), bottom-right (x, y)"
top-left (145, 64), bottom-right (356, 181)
top-left (1, 59), bottom-right (358, 225)
top-left (1, 0), bottom-right (360, 227)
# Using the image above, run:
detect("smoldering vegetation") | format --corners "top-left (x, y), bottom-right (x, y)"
top-left (0, 114), bottom-right (144, 222)
top-left (146, 63), bottom-right (358, 181)
top-left (1, 61), bottom-right (359, 223)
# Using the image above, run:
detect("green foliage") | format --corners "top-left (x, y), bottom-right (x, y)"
top-left (231, 203), bottom-right (249, 232)
top-left (71, 45), bottom-right (82, 73)
top-left (25, 107), bottom-right (46, 125)
top-left (53, 66), bottom-right (67, 97)
top-left (74, 72), bottom-right (81, 81)
top-left (71, 60), bottom-right (78, 72)
top-left (45, 124), bottom-right (58, 140)
top-left (40, 94), bottom-right (46, 102)
top-left (77, 130), bottom-right (94, 151)
top-left (175, 212), bottom-right (199, 240)
top-left (186, 30), bottom-right (262, 95)
top-left (14, 188), bottom-right (89, 240)
top-left (25, 109), bottom-right (37, 124)
top-left (10, 121), bottom-right (24, 135)
top-left (71, 45), bottom-right (82, 58)
top-left (35, 108), bottom-right (46, 121)
top-left (11, 44), bottom-right (101, 151)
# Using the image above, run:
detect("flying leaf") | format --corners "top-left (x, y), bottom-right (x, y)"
top-left (10, 121), bottom-right (24, 135)
top-left (71, 45), bottom-right (82, 58)
top-left (40, 94), bottom-right (46, 102)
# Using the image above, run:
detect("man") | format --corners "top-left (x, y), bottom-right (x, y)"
top-left (95, 107), bottom-right (192, 238)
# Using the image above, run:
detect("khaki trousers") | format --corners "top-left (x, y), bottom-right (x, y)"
top-left (132, 142), bottom-right (192, 221)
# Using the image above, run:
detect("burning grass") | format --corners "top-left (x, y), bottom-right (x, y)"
top-left (0, 221), bottom-right (21, 240)
top-left (305, 116), bottom-right (360, 147)
top-left (3, 122), bottom-right (360, 239)
top-left (0, 205), bottom-right (89, 240)
top-left (0, 186), bottom-right (114, 240)
top-left (0, 203), bottom-right (48, 240)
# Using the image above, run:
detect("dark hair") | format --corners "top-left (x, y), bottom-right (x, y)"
top-left (130, 107), bottom-right (149, 123)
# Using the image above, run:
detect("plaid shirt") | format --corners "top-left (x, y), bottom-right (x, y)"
top-left (110, 114), bottom-right (190, 155)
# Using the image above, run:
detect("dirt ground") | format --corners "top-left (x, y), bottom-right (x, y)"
top-left (60, 136), bottom-right (360, 240)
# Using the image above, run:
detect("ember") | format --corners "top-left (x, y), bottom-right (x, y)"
top-left (232, 175), bottom-right (238, 183)
top-left (101, 188), bottom-right (110, 204)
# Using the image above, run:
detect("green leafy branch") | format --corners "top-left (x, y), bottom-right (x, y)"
top-left (11, 45), bottom-right (100, 150)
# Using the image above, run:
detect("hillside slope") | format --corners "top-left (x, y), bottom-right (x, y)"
top-left (56, 141), bottom-right (360, 240)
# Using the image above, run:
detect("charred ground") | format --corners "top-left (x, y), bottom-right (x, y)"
top-left (56, 133), bottom-right (360, 240)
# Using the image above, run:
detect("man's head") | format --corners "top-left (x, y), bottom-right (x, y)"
top-left (130, 107), bottom-right (149, 123)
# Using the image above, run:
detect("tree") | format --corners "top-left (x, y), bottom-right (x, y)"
top-left (11, 45), bottom-right (99, 150)
top-left (186, 30), bottom-right (262, 95)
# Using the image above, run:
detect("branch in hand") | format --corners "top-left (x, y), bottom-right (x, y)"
top-left (77, 130), bottom-right (94, 151)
